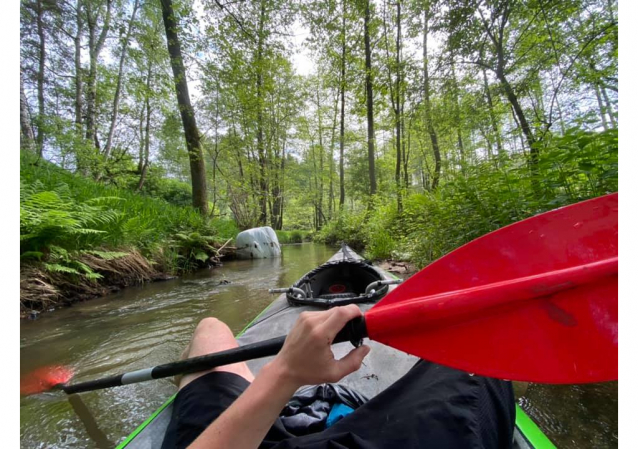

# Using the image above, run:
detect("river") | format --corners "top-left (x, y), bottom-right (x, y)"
top-left (20, 243), bottom-right (617, 448)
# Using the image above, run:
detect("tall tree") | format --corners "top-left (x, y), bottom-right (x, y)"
top-left (103, 0), bottom-right (140, 161)
top-left (256, 0), bottom-right (268, 225)
top-left (338, 0), bottom-right (347, 209)
top-left (73, 0), bottom-right (84, 135)
top-left (449, 58), bottom-right (465, 166)
top-left (20, 68), bottom-right (36, 152)
top-left (383, 0), bottom-right (403, 211)
top-left (35, 0), bottom-right (46, 156)
top-left (363, 0), bottom-right (377, 196)
top-left (422, 2), bottom-right (441, 190)
top-left (481, 64), bottom-right (504, 159)
top-left (85, 0), bottom-right (112, 149)
top-left (160, 0), bottom-right (209, 214)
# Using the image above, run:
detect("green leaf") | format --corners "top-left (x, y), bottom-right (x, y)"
top-left (44, 263), bottom-right (80, 275)
top-left (194, 251), bottom-right (209, 262)
top-left (20, 251), bottom-right (44, 260)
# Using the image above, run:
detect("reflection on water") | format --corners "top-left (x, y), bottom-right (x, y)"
top-left (519, 381), bottom-right (618, 448)
top-left (20, 243), bottom-right (336, 448)
top-left (20, 243), bottom-right (617, 448)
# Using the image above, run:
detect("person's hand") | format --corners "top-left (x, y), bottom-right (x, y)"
top-left (271, 304), bottom-right (370, 388)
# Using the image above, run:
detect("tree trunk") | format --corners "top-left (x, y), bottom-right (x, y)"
top-left (403, 114), bottom-right (410, 189)
top-left (317, 94), bottom-right (324, 229)
top-left (364, 0), bottom-right (377, 196)
top-left (510, 104), bottom-right (527, 154)
top-left (136, 116), bottom-right (150, 191)
top-left (551, 74), bottom-right (566, 135)
top-left (85, 0), bottom-right (112, 148)
top-left (278, 139), bottom-right (286, 229)
top-left (479, 126), bottom-right (493, 159)
top-left (481, 66), bottom-right (504, 159)
top-left (256, 0), bottom-right (268, 225)
top-left (484, 1), bottom-right (538, 183)
top-left (423, 6), bottom-right (441, 190)
top-left (74, 0), bottom-right (83, 134)
top-left (20, 68), bottom-right (36, 152)
top-left (137, 102), bottom-right (145, 173)
top-left (137, 62), bottom-right (153, 191)
top-left (394, 0), bottom-right (402, 212)
top-left (103, 0), bottom-right (139, 161)
top-left (497, 70), bottom-right (537, 169)
top-left (450, 59), bottom-right (465, 166)
top-left (601, 85), bottom-right (616, 128)
top-left (36, 0), bottom-right (46, 157)
top-left (328, 89), bottom-right (338, 220)
top-left (593, 83), bottom-right (608, 130)
top-left (271, 128), bottom-right (286, 230)
top-left (339, 0), bottom-right (346, 209)
top-left (160, 0), bottom-right (208, 214)
top-left (232, 124), bottom-right (244, 178)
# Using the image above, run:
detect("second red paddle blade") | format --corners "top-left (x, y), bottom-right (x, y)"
top-left (20, 365), bottom-right (74, 395)
top-left (366, 194), bottom-right (618, 383)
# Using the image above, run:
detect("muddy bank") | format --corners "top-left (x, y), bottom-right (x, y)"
top-left (20, 245), bottom-right (236, 318)
top-left (376, 259), bottom-right (418, 279)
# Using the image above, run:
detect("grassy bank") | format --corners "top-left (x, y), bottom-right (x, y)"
top-left (317, 128), bottom-right (618, 267)
top-left (20, 154), bottom-right (238, 314)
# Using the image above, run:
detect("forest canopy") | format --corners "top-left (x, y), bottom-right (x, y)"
top-left (20, 0), bottom-right (618, 306)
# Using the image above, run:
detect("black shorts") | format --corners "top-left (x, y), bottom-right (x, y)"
top-left (162, 360), bottom-right (515, 449)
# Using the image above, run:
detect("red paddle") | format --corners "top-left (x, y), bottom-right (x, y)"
top-left (366, 192), bottom-right (618, 383)
top-left (21, 193), bottom-right (617, 395)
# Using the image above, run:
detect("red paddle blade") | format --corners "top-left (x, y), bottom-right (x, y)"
top-left (20, 365), bottom-right (74, 395)
top-left (366, 193), bottom-right (618, 384)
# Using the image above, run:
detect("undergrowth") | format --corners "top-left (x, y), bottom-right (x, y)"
top-left (275, 230), bottom-right (312, 244)
top-left (317, 128), bottom-right (618, 266)
top-left (20, 153), bottom-right (239, 311)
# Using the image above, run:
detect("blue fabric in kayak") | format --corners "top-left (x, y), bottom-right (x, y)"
top-left (279, 384), bottom-right (367, 435)
top-left (326, 404), bottom-right (354, 428)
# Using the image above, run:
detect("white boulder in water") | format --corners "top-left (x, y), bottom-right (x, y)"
top-left (236, 226), bottom-right (281, 259)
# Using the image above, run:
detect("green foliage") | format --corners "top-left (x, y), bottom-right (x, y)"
top-left (20, 153), bottom-right (238, 277)
top-left (317, 128), bottom-right (617, 266)
top-left (20, 181), bottom-right (120, 255)
top-left (130, 168), bottom-right (194, 207)
top-left (170, 232), bottom-right (216, 272)
top-left (364, 200), bottom-right (398, 260)
top-left (400, 128), bottom-right (618, 267)
top-left (315, 199), bottom-right (399, 260)
top-left (315, 209), bottom-right (369, 250)
top-left (43, 246), bottom-right (103, 280)
top-left (276, 230), bottom-right (311, 244)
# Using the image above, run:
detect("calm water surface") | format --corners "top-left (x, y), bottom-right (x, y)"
top-left (20, 243), bottom-right (617, 448)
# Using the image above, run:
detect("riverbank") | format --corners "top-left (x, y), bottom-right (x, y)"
top-left (19, 243), bottom-right (236, 318)
top-left (20, 153), bottom-right (238, 317)
top-left (376, 260), bottom-right (418, 279)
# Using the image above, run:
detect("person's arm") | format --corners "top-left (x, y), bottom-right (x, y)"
top-left (188, 304), bottom-right (371, 449)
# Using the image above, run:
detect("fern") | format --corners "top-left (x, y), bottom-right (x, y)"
top-left (20, 251), bottom-right (44, 260)
top-left (20, 153), bottom-right (239, 278)
top-left (82, 250), bottom-right (129, 260)
top-left (44, 263), bottom-right (81, 275)
top-left (194, 251), bottom-right (209, 262)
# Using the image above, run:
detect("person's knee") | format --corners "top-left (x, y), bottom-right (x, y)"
top-left (194, 317), bottom-right (232, 337)
top-left (194, 317), bottom-right (235, 340)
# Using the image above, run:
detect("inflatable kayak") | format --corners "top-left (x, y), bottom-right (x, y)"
top-left (118, 246), bottom-right (555, 449)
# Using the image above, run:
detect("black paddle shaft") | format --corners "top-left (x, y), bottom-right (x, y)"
top-left (61, 316), bottom-right (368, 395)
